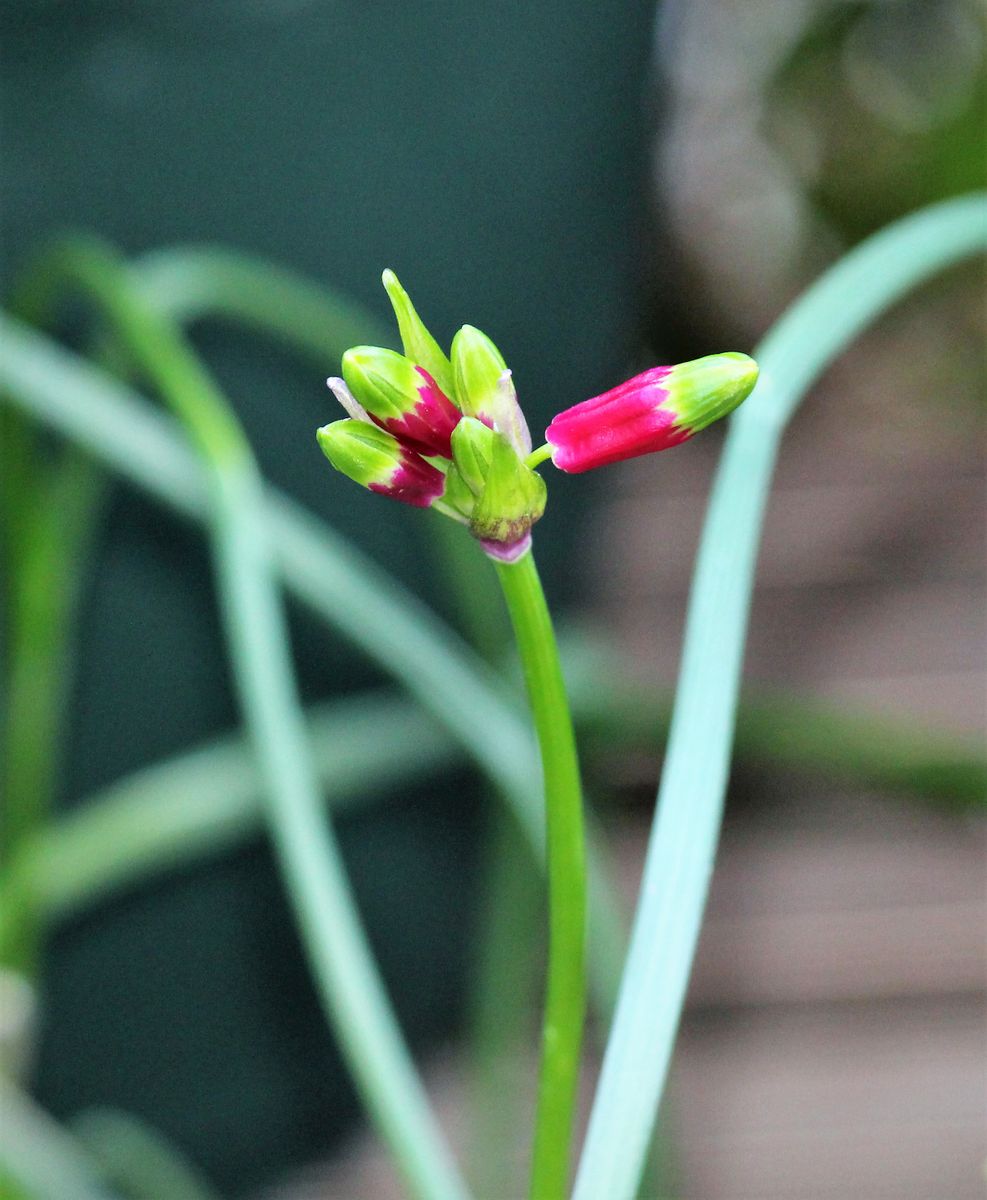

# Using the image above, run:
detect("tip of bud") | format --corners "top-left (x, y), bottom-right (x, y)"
top-left (317, 419), bottom-right (446, 508)
top-left (451, 325), bottom-right (531, 456)
top-left (342, 345), bottom-right (389, 370)
top-left (380, 269), bottom-right (456, 399)
top-left (665, 352), bottom-right (759, 436)
top-left (717, 352), bottom-right (759, 394)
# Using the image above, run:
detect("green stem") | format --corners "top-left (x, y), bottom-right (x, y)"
top-left (525, 443), bottom-right (553, 470)
top-left (495, 552), bottom-right (587, 1200)
top-left (0, 455), bottom-right (100, 863)
top-left (423, 522), bottom-right (537, 1199)
top-left (0, 395), bottom-right (102, 976)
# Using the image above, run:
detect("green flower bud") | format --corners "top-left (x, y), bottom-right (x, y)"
top-left (316, 419), bottom-right (446, 508)
top-left (446, 418), bottom-right (546, 562)
top-left (451, 324), bottom-right (531, 455)
top-left (447, 416), bottom-right (496, 500)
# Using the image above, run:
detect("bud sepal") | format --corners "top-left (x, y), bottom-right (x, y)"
top-left (381, 269), bottom-right (455, 399)
top-left (446, 418), bottom-right (546, 561)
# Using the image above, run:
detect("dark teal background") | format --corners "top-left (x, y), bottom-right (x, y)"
top-left (2, 2), bottom-right (656, 1192)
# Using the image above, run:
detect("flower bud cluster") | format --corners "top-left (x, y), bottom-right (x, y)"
top-left (317, 271), bottom-right (759, 561)
top-left (317, 271), bottom-right (546, 562)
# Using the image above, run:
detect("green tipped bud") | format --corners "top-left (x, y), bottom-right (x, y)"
top-left (451, 416), bottom-right (501, 493)
top-left (471, 430), bottom-right (546, 547)
top-left (446, 418), bottom-right (546, 561)
top-left (340, 345), bottom-right (460, 459)
top-left (546, 352), bottom-right (759, 473)
top-left (451, 324), bottom-right (531, 455)
top-left (381, 269), bottom-right (455, 398)
top-left (316, 419), bottom-right (446, 508)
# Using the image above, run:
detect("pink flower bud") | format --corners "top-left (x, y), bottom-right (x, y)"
top-left (545, 353), bottom-right (758, 473)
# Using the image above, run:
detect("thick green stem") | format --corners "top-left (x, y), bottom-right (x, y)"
top-left (495, 552), bottom-right (587, 1200)
top-left (423, 522), bottom-right (536, 1199)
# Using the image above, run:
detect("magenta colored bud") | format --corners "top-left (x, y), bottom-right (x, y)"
top-left (545, 353), bottom-right (758, 473)
top-left (317, 419), bottom-right (446, 508)
top-left (341, 346), bottom-right (461, 459)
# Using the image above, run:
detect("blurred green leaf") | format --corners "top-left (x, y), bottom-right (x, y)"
top-left (8, 237), bottom-right (471, 1200)
top-left (71, 1109), bottom-right (221, 1200)
top-left (0, 691), bottom-right (454, 950)
top-left (0, 1082), bottom-right (122, 1200)
top-left (135, 245), bottom-right (392, 363)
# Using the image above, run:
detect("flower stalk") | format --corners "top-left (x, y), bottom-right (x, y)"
top-left (494, 550), bottom-right (587, 1200)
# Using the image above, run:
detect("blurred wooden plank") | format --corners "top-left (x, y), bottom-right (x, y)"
top-left (703, 827), bottom-right (986, 915)
top-left (814, 669), bottom-right (986, 733)
top-left (592, 475), bottom-right (985, 597)
top-left (691, 901), bottom-right (984, 1005)
top-left (609, 818), bottom-right (987, 1006)
top-left (591, 574), bottom-right (985, 731)
top-left (673, 998), bottom-right (986, 1200)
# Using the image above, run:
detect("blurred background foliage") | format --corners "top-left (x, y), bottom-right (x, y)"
top-left (1, 1), bottom-right (984, 1197)
top-left (650, 0), bottom-right (986, 338)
